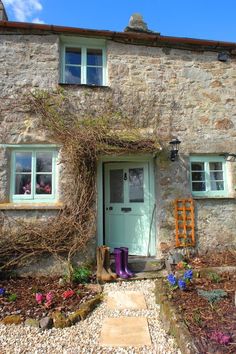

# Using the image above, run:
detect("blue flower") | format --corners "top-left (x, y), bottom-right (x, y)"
top-left (0, 288), bottom-right (6, 296)
top-left (178, 279), bottom-right (187, 290)
top-left (183, 269), bottom-right (193, 280)
top-left (167, 274), bottom-right (177, 286)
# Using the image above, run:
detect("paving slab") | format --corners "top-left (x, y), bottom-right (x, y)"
top-left (100, 317), bottom-right (152, 347)
top-left (106, 291), bottom-right (147, 310)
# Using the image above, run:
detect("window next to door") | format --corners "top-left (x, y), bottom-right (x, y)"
top-left (10, 148), bottom-right (58, 203)
top-left (60, 37), bottom-right (107, 86)
top-left (190, 156), bottom-right (228, 197)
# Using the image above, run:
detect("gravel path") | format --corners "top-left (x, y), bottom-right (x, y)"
top-left (0, 279), bottom-right (180, 354)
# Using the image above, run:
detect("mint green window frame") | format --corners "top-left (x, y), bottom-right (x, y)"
top-left (11, 149), bottom-right (58, 203)
top-left (60, 37), bottom-right (107, 86)
top-left (190, 156), bottom-right (228, 197)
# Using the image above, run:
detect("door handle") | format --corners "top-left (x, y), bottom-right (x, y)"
top-left (121, 207), bottom-right (132, 212)
top-left (106, 207), bottom-right (113, 211)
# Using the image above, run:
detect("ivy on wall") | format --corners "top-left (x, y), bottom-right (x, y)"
top-left (0, 89), bottom-right (160, 277)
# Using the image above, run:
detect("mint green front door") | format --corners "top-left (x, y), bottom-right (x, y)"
top-left (104, 162), bottom-right (151, 255)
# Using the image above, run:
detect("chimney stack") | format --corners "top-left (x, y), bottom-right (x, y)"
top-left (124, 13), bottom-right (157, 34)
top-left (0, 1), bottom-right (8, 21)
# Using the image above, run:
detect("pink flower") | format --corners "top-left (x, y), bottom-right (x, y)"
top-left (44, 300), bottom-right (53, 309)
top-left (210, 331), bottom-right (231, 345)
top-left (35, 293), bottom-right (44, 304)
top-left (62, 289), bottom-right (75, 300)
top-left (46, 291), bottom-right (53, 302)
top-left (44, 184), bottom-right (51, 193)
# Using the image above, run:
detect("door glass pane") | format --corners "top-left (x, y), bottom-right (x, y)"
top-left (36, 175), bottom-right (52, 195)
top-left (129, 168), bottom-right (144, 203)
top-left (110, 169), bottom-right (124, 203)
top-left (15, 175), bottom-right (31, 194)
top-left (36, 152), bottom-right (53, 172)
top-left (15, 152), bottom-right (32, 172)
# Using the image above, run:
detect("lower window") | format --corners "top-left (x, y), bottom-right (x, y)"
top-left (190, 156), bottom-right (227, 197)
top-left (11, 149), bottom-right (58, 203)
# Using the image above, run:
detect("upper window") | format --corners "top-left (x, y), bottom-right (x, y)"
top-left (190, 156), bottom-right (227, 197)
top-left (61, 37), bottom-right (106, 86)
top-left (11, 149), bottom-right (58, 203)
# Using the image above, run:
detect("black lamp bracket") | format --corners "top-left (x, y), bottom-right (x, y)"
top-left (220, 153), bottom-right (236, 162)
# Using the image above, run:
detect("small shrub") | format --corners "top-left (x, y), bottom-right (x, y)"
top-left (197, 289), bottom-right (227, 303)
top-left (208, 272), bottom-right (221, 283)
top-left (7, 293), bottom-right (17, 302)
top-left (193, 310), bottom-right (202, 326)
top-left (72, 266), bottom-right (92, 284)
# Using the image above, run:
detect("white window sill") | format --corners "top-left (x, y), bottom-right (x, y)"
top-left (193, 196), bottom-right (235, 200)
top-left (0, 203), bottom-right (63, 210)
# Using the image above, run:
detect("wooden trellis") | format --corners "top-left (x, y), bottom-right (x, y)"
top-left (174, 199), bottom-right (195, 247)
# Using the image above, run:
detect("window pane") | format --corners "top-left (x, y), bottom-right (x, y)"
top-left (15, 152), bottom-right (32, 172)
top-left (65, 48), bottom-right (81, 65)
top-left (87, 49), bottom-right (102, 66)
top-left (65, 66), bottom-right (81, 84)
top-left (191, 162), bottom-right (204, 171)
top-left (87, 67), bottom-right (102, 85)
top-left (15, 175), bottom-right (31, 194)
top-left (210, 181), bottom-right (224, 191)
top-left (210, 171), bottom-right (223, 180)
top-left (209, 162), bottom-right (222, 171)
top-left (192, 182), bottom-right (206, 191)
top-left (110, 169), bottom-right (123, 203)
top-left (36, 175), bottom-right (52, 194)
top-left (129, 168), bottom-right (144, 203)
top-left (192, 172), bottom-right (205, 181)
top-left (36, 152), bottom-right (53, 172)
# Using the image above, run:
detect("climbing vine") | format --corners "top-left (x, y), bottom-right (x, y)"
top-left (0, 88), bottom-right (160, 277)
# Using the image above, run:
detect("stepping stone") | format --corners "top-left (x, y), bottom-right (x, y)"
top-left (107, 291), bottom-right (147, 310)
top-left (100, 317), bottom-right (152, 347)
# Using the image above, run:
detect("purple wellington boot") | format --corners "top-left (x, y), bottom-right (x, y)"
top-left (114, 248), bottom-right (129, 279)
top-left (120, 247), bottom-right (135, 277)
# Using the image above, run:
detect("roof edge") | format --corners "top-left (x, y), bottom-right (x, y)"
top-left (0, 20), bottom-right (235, 50)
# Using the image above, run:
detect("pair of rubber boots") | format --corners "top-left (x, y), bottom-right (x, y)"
top-left (96, 245), bottom-right (117, 283)
top-left (114, 247), bottom-right (134, 279)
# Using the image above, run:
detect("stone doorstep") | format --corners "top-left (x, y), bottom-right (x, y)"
top-left (110, 256), bottom-right (165, 273)
top-left (106, 291), bottom-right (147, 310)
top-left (100, 317), bottom-right (152, 347)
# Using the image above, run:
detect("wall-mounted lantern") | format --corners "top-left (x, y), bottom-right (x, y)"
top-left (169, 138), bottom-right (181, 162)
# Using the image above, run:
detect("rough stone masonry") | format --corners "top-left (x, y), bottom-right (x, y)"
top-left (0, 19), bottom-right (235, 272)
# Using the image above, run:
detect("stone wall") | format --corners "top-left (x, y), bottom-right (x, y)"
top-left (0, 30), bottom-right (235, 266)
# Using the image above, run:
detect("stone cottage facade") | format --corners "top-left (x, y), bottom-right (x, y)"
top-left (0, 7), bottom-right (236, 267)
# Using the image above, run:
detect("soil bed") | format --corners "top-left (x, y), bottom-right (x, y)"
top-left (189, 250), bottom-right (236, 268)
top-left (169, 271), bottom-right (236, 353)
top-left (0, 276), bottom-right (100, 321)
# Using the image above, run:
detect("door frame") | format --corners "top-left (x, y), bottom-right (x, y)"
top-left (97, 154), bottom-right (156, 256)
